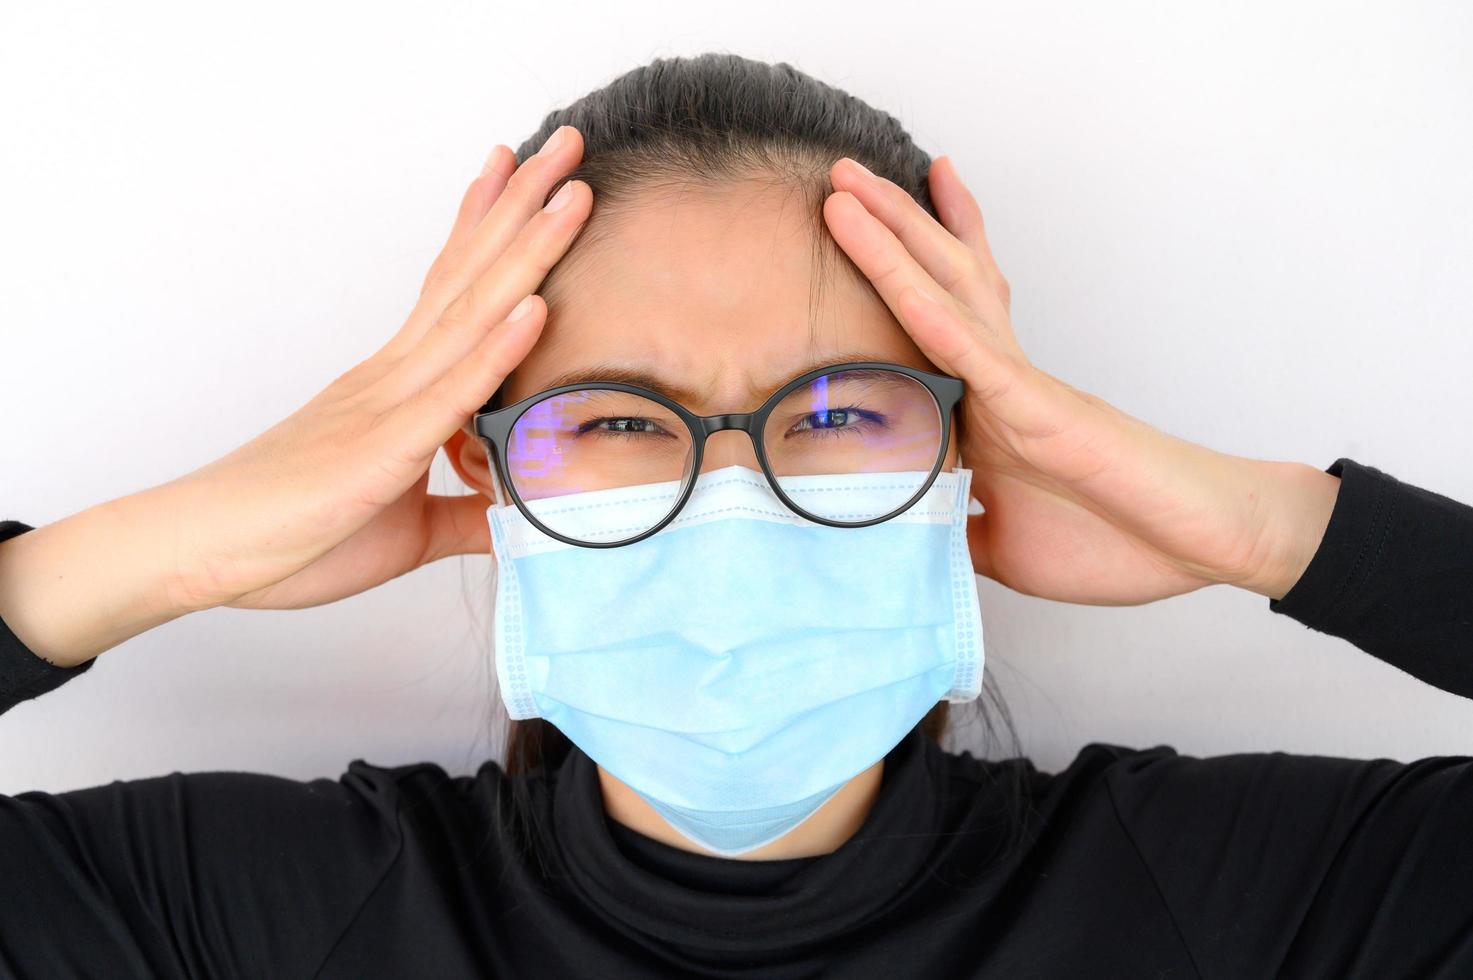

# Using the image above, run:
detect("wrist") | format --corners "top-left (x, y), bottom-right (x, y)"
top-left (111, 482), bottom-right (222, 618)
top-left (1234, 460), bottom-right (1343, 600)
top-left (0, 488), bottom-right (202, 667)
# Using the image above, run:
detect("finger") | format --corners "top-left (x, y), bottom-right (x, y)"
top-left (829, 157), bottom-right (996, 316)
top-left (824, 189), bottom-right (1059, 438)
top-left (900, 283), bottom-right (1094, 446)
top-left (928, 156), bottom-right (1011, 311)
top-left (374, 159), bottom-right (517, 368)
top-left (823, 189), bottom-right (1016, 357)
top-left (418, 145), bottom-right (517, 298)
top-left (376, 178), bottom-right (590, 401)
top-left (342, 154), bottom-right (517, 392)
top-left (420, 492), bottom-right (491, 563)
top-left (896, 281), bottom-right (1021, 407)
top-left (373, 294), bottom-right (546, 471)
top-left (389, 125), bottom-right (586, 358)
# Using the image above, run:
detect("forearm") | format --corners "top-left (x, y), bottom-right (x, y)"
top-left (0, 487), bottom-right (194, 668)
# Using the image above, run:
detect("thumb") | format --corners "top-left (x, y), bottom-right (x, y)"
top-left (421, 493), bottom-right (492, 564)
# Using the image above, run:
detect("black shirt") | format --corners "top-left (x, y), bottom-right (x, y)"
top-left (1, 456), bottom-right (1471, 979)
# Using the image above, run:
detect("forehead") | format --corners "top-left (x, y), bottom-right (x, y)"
top-left (499, 178), bottom-right (935, 411)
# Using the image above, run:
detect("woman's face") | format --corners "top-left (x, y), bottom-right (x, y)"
top-left (477, 177), bottom-right (959, 485)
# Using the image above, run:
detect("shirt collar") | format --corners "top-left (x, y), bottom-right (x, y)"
top-left (549, 723), bottom-right (962, 961)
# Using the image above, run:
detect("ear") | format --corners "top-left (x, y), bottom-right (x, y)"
top-left (445, 426), bottom-right (499, 500)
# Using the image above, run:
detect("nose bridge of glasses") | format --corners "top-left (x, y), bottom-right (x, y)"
top-left (694, 412), bottom-right (763, 471)
top-left (698, 412), bottom-right (756, 435)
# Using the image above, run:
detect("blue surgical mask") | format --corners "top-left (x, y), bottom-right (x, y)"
top-left (485, 463), bottom-right (985, 858)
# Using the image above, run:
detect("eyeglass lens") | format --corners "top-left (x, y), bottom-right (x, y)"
top-left (504, 368), bottom-right (943, 543)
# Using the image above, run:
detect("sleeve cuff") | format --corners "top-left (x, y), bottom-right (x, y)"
top-left (0, 520), bottom-right (98, 716)
top-left (1265, 457), bottom-right (1473, 700)
top-left (1267, 458), bottom-right (1398, 628)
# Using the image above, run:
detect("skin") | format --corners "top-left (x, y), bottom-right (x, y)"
top-left (0, 124), bottom-right (1341, 863)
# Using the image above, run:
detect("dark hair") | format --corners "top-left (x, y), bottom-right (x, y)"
top-left (467, 51), bottom-right (1030, 863)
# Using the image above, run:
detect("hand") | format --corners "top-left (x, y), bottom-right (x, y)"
top-left (157, 126), bottom-right (592, 612)
top-left (822, 155), bottom-right (1340, 604)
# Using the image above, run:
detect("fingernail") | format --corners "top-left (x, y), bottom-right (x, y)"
top-left (508, 294), bottom-right (536, 321)
top-left (848, 157), bottom-right (875, 179)
top-left (912, 285), bottom-right (937, 305)
top-left (537, 126), bottom-right (567, 158)
top-left (480, 145), bottom-right (508, 178)
top-left (544, 180), bottom-right (576, 212)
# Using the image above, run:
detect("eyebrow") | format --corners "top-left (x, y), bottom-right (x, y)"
top-left (534, 350), bottom-right (912, 406)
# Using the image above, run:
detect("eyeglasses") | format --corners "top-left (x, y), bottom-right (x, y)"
top-left (472, 361), bottom-right (964, 548)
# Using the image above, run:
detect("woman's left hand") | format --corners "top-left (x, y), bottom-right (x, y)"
top-left (822, 155), bottom-right (1342, 605)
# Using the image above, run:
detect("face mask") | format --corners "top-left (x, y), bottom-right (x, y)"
top-left (485, 463), bottom-right (984, 858)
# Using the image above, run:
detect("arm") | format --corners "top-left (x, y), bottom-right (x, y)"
top-left (0, 132), bottom-right (591, 971)
top-left (0, 761), bottom-right (402, 978)
top-left (0, 486), bottom-right (199, 672)
top-left (0, 520), bottom-right (404, 976)
top-left (1105, 458), bottom-right (1473, 977)
top-left (0, 521), bottom-right (99, 714)
top-left (808, 151), bottom-right (1473, 972)
top-left (1265, 457), bottom-right (1473, 697)
top-left (1107, 744), bottom-right (1473, 979)
top-left (0, 142), bottom-right (593, 716)
top-left (0, 470), bottom-right (228, 714)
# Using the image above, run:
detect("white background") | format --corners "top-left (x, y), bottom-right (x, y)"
top-left (2, 0), bottom-right (1470, 794)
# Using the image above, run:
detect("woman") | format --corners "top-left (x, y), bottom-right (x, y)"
top-left (1, 52), bottom-right (1469, 979)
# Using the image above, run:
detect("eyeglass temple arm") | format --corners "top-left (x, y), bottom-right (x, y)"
top-left (478, 432), bottom-right (510, 508)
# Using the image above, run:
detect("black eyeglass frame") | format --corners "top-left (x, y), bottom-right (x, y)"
top-left (472, 361), bottom-right (965, 549)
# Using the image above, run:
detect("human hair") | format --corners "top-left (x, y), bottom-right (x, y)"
top-left (464, 51), bottom-right (1030, 863)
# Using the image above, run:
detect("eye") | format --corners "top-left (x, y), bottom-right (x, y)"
top-left (575, 417), bottom-right (678, 439)
top-left (787, 407), bottom-right (886, 437)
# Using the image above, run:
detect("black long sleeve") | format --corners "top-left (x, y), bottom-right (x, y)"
top-left (1264, 457), bottom-right (1473, 696)
top-left (1, 456), bottom-right (1471, 979)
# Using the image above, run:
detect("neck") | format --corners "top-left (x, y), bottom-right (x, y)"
top-left (595, 759), bottom-right (885, 860)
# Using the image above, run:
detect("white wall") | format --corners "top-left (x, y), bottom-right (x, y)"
top-left (3, 0), bottom-right (1470, 794)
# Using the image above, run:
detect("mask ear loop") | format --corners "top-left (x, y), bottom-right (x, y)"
top-left (482, 441), bottom-right (507, 723)
top-left (952, 446), bottom-right (984, 516)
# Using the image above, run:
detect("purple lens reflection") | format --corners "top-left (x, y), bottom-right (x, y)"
top-left (507, 388), bottom-right (693, 540)
top-left (507, 395), bottom-right (581, 498)
top-left (763, 368), bottom-right (942, 522)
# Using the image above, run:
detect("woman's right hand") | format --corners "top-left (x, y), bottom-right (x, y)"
top-left (0, 128), bottom-right (590, 666)
top-left (153, 126), bottom-right (590, 613)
